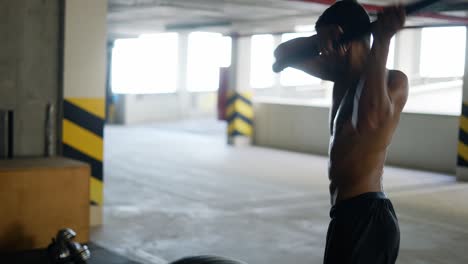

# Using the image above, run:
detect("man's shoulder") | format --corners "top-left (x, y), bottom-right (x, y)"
top-left (387, 70), bottom-right (408, 89)
top-left (387, 69), bottom-right (409, 110)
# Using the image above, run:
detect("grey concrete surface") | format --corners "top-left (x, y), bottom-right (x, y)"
top-left (0, 0), bottom-right (61, 156)
top-left (254, 101), bottom-right (459, 174)
top-left (92, 120), bottom-right (468, 264)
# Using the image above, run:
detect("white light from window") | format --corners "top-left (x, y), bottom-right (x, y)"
top-left (111, 33), bottom-right (179, 94)
top-left (112, 39), bottom-right (141, 94)
top-left (420, 27), bottom-right (466, 78)
top-left (250, 34), bottom-right (275, 88)
top-left (294, 24), bottom-right (315, 33)
top-left (187, 32), bottom-right (232, 92)
top-left (387, 37), bottom-right (395, 69)
top-left (280, 32), bottom-right (321, 86)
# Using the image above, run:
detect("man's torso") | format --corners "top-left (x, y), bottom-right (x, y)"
top-left (328, 70), bottom-right (403, 204)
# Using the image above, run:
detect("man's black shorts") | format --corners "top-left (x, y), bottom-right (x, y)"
top-left (323, 192), bottom-right (400, 264)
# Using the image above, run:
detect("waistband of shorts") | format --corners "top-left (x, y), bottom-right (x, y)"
top-left (330, 192), bottom-right (388, 217)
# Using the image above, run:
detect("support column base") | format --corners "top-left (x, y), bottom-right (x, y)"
top-left (456, 166), bottom-right (468, 182)
top-left (90, 204), bottom-right (103, 226)
top-left (228, 135), bottom-right (252, 146)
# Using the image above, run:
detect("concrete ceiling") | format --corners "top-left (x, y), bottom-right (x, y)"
top-left (108, 0), bottom-right (468, 39)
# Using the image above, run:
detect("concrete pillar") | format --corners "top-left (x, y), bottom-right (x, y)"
top-left (0, 0), bottom-right (62, 157)
top-left (236, 36), bottom-right (251, 92)
top-left (106, 41), bottom-right (115, 123)
top-left (273, 35), bottom-right (282, 97)
top-left (227, 35), bottom-right (254, 146)
top-left (394, 29), bottom-right (422, 81)
top-left (177, 32), bottom-right (190, 119)
top-left (229, 34), bottom-right (240, 100)
top-left (456, 27), bottom-right (468, 182)
top-left (62, 0), bottom-right (107, 225)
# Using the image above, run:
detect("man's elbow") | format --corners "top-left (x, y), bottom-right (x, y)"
top-left (389, 70), bottom-right (409, 112)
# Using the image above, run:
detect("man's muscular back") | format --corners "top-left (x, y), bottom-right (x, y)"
top-left (329, 70), bottom-right (408, 204)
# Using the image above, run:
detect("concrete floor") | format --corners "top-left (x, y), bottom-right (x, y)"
top-left (91, 120), bottom-right (468, 264)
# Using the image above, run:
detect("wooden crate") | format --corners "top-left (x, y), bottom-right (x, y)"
top-left (0, 157), bottom-right (90, 251)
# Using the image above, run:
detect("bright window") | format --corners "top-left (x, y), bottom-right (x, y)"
top-left (250, 34), bottom-right (275, 88)
top-left (420, 27), bottom-right (466, 77)
top-left (387, 37), bottom-right (395, 69)
top-left (187, 32), bottom-right (232, 92)
top-left (111, 33), bottom-right (179, 94)
top-left (280, 32), bottom-right (321, 86)
top-left (402, 27), bottom-right (466, 115)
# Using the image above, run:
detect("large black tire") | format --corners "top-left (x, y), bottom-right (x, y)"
top-left (170, 255), bottom-right (247, 264)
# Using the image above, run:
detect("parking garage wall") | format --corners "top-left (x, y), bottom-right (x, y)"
top-left (116, 92), bottom-right (217, 124)
top-left (254, 100), bottom-right (458, 174)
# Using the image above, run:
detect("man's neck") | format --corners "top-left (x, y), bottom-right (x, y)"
top-left (332, 53), bottom-right (367, 99)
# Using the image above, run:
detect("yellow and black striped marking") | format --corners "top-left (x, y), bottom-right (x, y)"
top-left (226, 91), bottom-right (253, 138)
top-left (63, 98), bottom-right (105, 206)
top-left (458, 102), bottom-right (468, 167)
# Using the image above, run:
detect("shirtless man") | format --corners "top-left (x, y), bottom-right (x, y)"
top-left (274, 1), bottom-right (408, 263)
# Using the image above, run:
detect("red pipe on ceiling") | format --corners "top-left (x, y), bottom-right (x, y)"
top-left (292, 0), bottom-right (468, 23)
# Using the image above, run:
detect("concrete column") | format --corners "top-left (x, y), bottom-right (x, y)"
top-left (394, 29), bottom-right (422, 81)
top-left (236, 36), bottom-right (252, 92)
top-left (456, 27), bottom-right (468, 182)
top-left (106, 41), bottom-right (115, 123)
top-left (229, 34), bottom-right (240, 97)
top-left (273, 35), bottom-right (282, 97)
top-left (0, 0), bottom-right (62, 157)
top-left (227, 35), bottom-right (254, 146)
top-left (62, 0), bottom-right (108, 225)
top-left (177, 32), bottom-right (190, 119)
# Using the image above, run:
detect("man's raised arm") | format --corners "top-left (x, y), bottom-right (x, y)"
top-left (356, 6), bottom-right (408, 132)
top-left (273, 26), bottom-right (345, 82)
